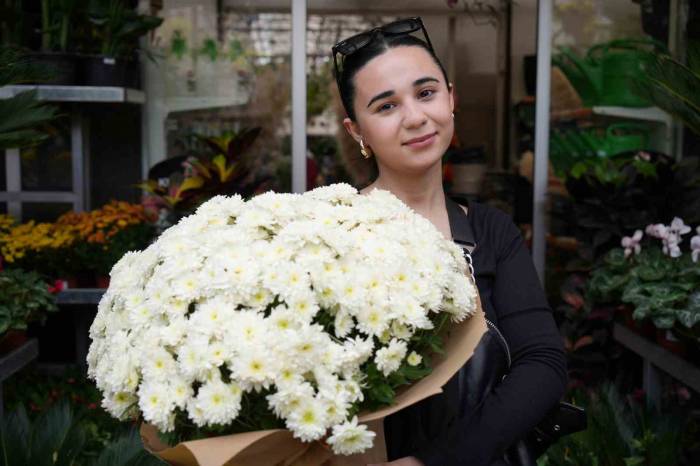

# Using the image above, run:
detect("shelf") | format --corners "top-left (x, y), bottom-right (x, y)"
top-left (592, 106), bottom-right (671, 124)
top-left (56, 288), bottom-right (106, 305)
top-left (613, 323), bottom-right (700, 394)
top-left (0, 339), bottom-right (39, 383)
top-left (166, 95), bottom-right (247, 113)
top-left (0, 85), bottom-right (145, 104)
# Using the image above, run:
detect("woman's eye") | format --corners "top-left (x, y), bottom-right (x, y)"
top-left (419, 89), bottom-right (435, 99)
top-left (377, 102), bottom-right (395, 112)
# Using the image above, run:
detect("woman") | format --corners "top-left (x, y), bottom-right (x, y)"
top-left (331, 18), bottom-right (568, 466)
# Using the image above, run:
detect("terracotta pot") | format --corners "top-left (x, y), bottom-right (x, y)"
top-left (655, 329), bottom-right (687, 357)
top-left (0, 330), bottom-right (28, 355)
top-left (96, 274), bottom-right (110, 289)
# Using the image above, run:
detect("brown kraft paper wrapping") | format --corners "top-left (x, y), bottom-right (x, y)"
top-left (140, 300), bottom-right (487, 466)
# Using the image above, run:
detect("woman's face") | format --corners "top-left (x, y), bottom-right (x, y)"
top-left (343, 45), bottom-right (454, 176)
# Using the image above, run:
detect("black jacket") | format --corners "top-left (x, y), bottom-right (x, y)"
top-left (383, 199), bottom-right (567, 466)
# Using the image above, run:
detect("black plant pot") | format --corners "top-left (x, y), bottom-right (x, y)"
top-left (125, 58), bottom-right (142, 89)
top-left (83, 55), bottom-right (130, 87)
top-left (26, 52), bottom-right (80, 85)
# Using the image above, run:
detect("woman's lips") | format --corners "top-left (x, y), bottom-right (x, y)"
top-left (403, 132), bottom-right (437, 149)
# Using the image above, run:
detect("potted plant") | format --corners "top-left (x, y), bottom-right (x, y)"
top-left (553, 151), bottom-right (700, 263)
top-left (84, 0), bottom-right (162, 87)
top-left (25, 0), bottom-right (84, 84)
top-left (0, 268), bottom-right (58, 354)
top-left (139, 127), bottom-right (273, 229)
top-left (542, 384), bottom-right (688, 466)
top-left (587, 218), bottom-right (700, 356)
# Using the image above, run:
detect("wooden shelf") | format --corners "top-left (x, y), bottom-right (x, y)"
top-left (613, 323), bottom-right (700, 394)
top-left (0, 339), bottom-right (39, 383)
top-left (0, 339), bottom-right (39, 418)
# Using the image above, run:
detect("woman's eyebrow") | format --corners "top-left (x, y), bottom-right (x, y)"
top-left (367, 90), bottom-right (394, 108)
top-left (366, 76), bottom-right (440, 108)
top-left (413, 76), bottom-right (439, 86)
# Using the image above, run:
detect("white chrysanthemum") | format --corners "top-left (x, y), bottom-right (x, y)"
top-left (232, 344), bottom-right (278, 389)
top-left (318, 390), bottom-right (350, 425)
top-left (190, 379), bottom-right (243, 426)
top-left (225, 310), bottom-right (268, 348)
top-left (355, 304), bottom-right (391, 337)
top-left (188, 296), bottom-right (231, 338)
top-left (286, 397), bottom-right (328, 442)
top-left (393, 296), bottom-right (433, 330)
top-left (305, 183), bottom-right (357, 203)
top-left (170, 376), bottom-right (194, 409)
top-left (407, 351), bottom-right (423, 366)
top-left (138, 382), bottom-right (175, 431)
top-left (102, 390), bottom-right (138, 420)
top-left (375, 338), bottom-right (408, 376)
top-left (340, 336), bottom-right (374, 372)
top-left (176, 337), bottom-right (210, 380)
top-left (195, 194), bottom-right (244, 219)
top-left (267, 382), bottom-right (315, 418)
top-left (287, 291), bottom-right (320, 321)
top-left (334, 309), bottom-right (354, 338)
top-left (327, 416), bottom-right (376, 455)
top-left (141, 346), bottom-right (178, 380)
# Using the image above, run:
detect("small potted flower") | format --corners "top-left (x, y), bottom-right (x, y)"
top-left (0, 215), bottom-right (81, 286)
top-left (0, 268), bottom-right (58, 354)
top-left (587, 217), bottom-right (700, 356)
top-left (56, 201), bottom-right (155, 287)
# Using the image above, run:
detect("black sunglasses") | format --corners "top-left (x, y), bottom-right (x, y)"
top-left (331, 17), bottom-right (434, 82)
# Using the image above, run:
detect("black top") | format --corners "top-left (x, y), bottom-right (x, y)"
top-left (383, 199), bottom-right (568, 466)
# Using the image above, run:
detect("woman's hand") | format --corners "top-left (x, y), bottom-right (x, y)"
top-left (367, 457), bottom-right (424, 466)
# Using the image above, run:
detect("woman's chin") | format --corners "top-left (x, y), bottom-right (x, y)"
top-left (389, 153), bottom-right (443, 175)
top-left (400, 145), bottom-right (446, 167)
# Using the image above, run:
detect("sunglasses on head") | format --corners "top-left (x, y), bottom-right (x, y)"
top-left (331, 17), bottom-right (434, 82)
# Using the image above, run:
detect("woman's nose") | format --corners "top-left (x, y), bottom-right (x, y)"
top-left (402, 102), bottom-right (427, 128)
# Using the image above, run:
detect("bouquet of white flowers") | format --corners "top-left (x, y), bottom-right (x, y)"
top-left (87, 183), bottom-right (482, 465)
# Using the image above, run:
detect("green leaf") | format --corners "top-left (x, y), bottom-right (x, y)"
top-left (28, 402), bottom-right (85, 466)
top-left (676, 291), bottom-right (700, 328)
top-left (400, 364), bottom-right (432, 380)
top-left (369, 382), bottom-right (395, 404)
top-left (0, 404), bottom-right (31, 464)
top-left (0, 90), bottom-right (58, 149)
top-left (632, 45), bottom-right (700, 136)
top-left (652, 312), bottom-right (675, 329)
top-left (94, 428), bottom-right (163, 466)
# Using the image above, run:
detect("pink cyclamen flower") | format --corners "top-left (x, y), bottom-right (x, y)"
top-left (691, 234), bottom-right (700, 263)
top-left (646, 223), bottom-right (669, 240)
top-left (621, 230), bottom-right (643, 258)
top-left (670, 217), bottom-right (692, 236)
top-left (663, 235), bottom-right (682, 258)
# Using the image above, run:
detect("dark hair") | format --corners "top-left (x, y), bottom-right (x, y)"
top-left (334, 33), bottom-right (449, 121)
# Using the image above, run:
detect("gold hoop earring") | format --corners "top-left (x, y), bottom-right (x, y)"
top-left (360, 137), bottom-right (372, 159)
